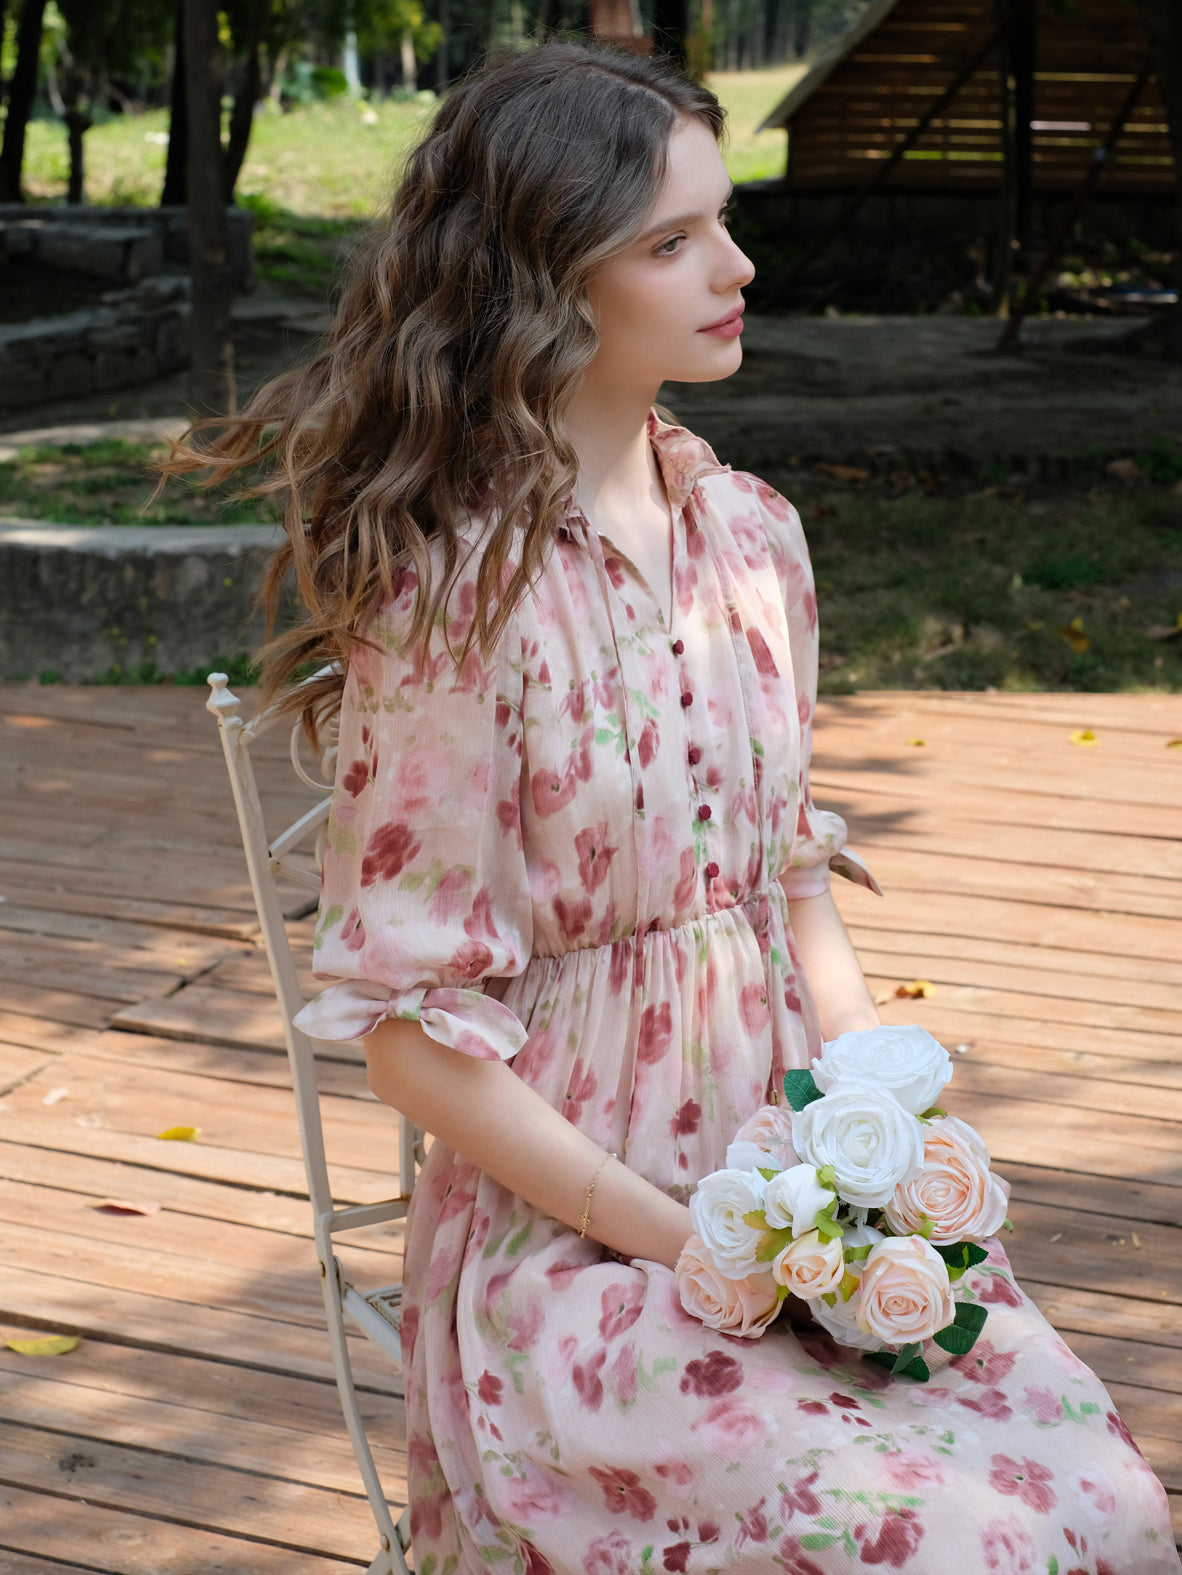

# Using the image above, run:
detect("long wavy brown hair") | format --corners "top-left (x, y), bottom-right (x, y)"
top-left (163, 41), bottom-right (724, 729)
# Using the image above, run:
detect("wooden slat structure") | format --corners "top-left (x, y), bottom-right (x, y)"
top-left (760, 0), bottom-right (1173, 194)
top-left (0, 683), bottom-right (1180, 1566)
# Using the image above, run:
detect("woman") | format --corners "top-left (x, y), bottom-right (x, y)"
top-left (175, 41), bottom-right (1178, 1575)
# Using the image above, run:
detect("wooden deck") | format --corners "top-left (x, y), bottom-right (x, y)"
top-left (0, 683), bottom-right (1179, 1570)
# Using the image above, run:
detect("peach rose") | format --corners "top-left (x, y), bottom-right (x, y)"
top-left (771, 1229), bottom-right (845, 1300)
top-left (730, 1102), bottom-right (800, 1171)
top-left (857, 1235), bottom-right (954, 1348)
top-left (675, 1233), bottom-right (781, 1339)
top-left (883, 1115), bottom-right (1010, 1244)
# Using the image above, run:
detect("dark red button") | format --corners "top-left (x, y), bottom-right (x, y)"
top-left (698, 804), bottom-right (712, 821)
top-left (705, 861), bottom-right (719, 879)
top-left (680, 690), bottom-right (693, 708)
top-left (671, 639), bottom-right (685, 656)
top-left (687, 745), bottom-right (702, 766)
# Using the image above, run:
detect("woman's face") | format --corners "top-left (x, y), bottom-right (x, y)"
top-left (584, 115), bottom-right (755, 395)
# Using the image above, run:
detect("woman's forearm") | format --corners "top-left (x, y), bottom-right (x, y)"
top-left (365, 1016), bottom-right (692, 1269)
top-left (784, 884), bottom-right (880, 1041)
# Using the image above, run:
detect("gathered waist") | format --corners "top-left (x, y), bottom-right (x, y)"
top-left (527, 883), bottom-right (787, 964)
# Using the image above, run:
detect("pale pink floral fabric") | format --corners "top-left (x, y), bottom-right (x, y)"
top-left (298, 416), bottom-right (1178, 1574)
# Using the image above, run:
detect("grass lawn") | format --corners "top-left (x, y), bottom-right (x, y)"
top-left (5, 441), bottom-right (1180, 692)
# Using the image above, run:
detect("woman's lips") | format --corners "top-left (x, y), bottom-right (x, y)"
top-left (698, 307), bottom-right (745, 340)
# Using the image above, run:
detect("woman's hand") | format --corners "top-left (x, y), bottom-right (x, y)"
top-left (366, 1015), bottom-right (693, 1270)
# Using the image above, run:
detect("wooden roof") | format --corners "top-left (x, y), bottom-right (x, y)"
top-left (759, 0), bottom-right (1174, 195)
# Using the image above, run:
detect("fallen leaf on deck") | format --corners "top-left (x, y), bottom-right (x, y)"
top-left (1069, 729), bottom-right (1097, 746)
top-left (41, 1087), bottom-right (69, 1107)
top-left (1057, 618), bottom-right (1089, 654)
top-left (1167, 740), bottom-right (1182, 750)
top-left (891, 980), bottom-right (935, 1000)
top-left (5, 1334), bottom-right (79, 1356)
top-left (156, 1125), bottom-right (201, 1142)
top-left (93, 1199), bottom-right (162, 1217)
top-left (906, 737), bottom-right (926, 747)
top-left (812, 462), bottom-right (869, 482)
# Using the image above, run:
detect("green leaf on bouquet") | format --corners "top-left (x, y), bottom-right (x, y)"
top-left (933, 1241), bottom-right (989, 1278)
top-left (817, 1164), bottom-right (837, 1188)
top-left (783, 1069), bottom-right (824, 1112)
top-left (815, 1215), bottom-right (844, 1244)
top-left (1002, 1217), bottom-right (1015, 1232)
top-left (743, 1209), bottom-right (768, 1229)
top-left (917, 1106), bottom-right (947, 1121)
top-left (757, 1166), bottom-right (779, 1181)
top-left (933, 1323), bottom-right (979, 1356)
top-left (953, 1301), bottom-right (988, 1334)
top-left (755, 1226), bottom-right (793, 1263)
top-left (843, 1241), bottom-right (874, 1262)
top-left (915, 1216), bottom-right (935, 1240)
top-left (865, 1347), bottom-right (931, 1382)
top-left (891, 1342), bottom-right (923, 1373)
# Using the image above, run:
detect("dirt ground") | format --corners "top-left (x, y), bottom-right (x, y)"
top-left (3, 287), bottom-right (1182, 476)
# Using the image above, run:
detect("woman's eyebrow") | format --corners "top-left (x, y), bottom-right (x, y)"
top-left (636, 185), bottom-right (734, 244)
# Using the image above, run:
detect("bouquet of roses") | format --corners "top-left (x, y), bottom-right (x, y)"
top-left (675, 1025), bottom-right (1011, 1380)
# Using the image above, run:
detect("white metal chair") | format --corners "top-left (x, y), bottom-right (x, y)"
top-left (206, 669), bottom-right (422, 1575)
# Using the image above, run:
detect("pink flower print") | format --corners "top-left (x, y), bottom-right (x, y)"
top-left (589, 1465), bottom-right (657, 1522)
top-left (637, 1001), bottom-right (674, 1064)
top-left (360, 821), bottom-right (421, 886)
top-left (979, 1272), bottom-right (1023, 1308)
top-left (737, 1496), bottom-right (770, 1545)
top-left (988, 1454), bottom-right (1057, 1514)
top-left (780, 1469), bottom-right (823, 1520)
top-left (1022, 1386), bottom-right (1064, 1425)
top-left (507, 1295), bottom-right (545, 1353)
top-left (671, 1098), bottom-right (701, 1138)
top-left (882, 1449), bottom-right (950, 1491)
top-left (776, 1537), bottom-right (827, 1575)
top-left (573, 1349), bottom-right (606, 1411)
top-left (341, 756), bottom-right (369, 797)
top-left (531, 763), bottom-right (578, 818)
top-left (576, 822), bottom-right (617, 893)
top-left (739, 981), bottom-right (771, 1034)
top-left (609, 1341), bottom-right (638, 1406)
top-left (662, 1543), bottom-right (691, 1573)
top-left (957, 1386), bottom-right (1012, 1422)
top-left (427, 866), bottom-right (470, 924)
top-left (696, 1396), bottom-right (763, 1452)
top-left (1072, 1464), bottom-right (1117, 1519)
top-left (476, 1370), bottom-right (502, 1407)
top-left (679, 1350), bottom-right (742, 1398)
top-left (562, 1061), bottom-right (597, 1126)
top-left (796, 1397), bottom-right (829, 1416)
top-left (503, 1460), bottom-right (573, 1522)
top-left (340, 907), bottom-right (366, 952)
top-left (979, 1515), bottom-right (1037, 1573)
top-left (496, 780), bottom-right (523, 848)
top-left (582, 1532), bottom-right (635, 1575)
top-left (1105, 1408), bottom-right (1142, 1456)
top-left (603, 554), bottom-right (627, 590)
top-left (598, 1281), bottom-right (645, 1343)
top-left (574, 729), bottom-right (595, 782)
top-left (524, 1543), bottom-right (555, 1575)
top-left (637, 718), bottom-right (660, 769)
top-left (450, 937), bottom-right (494, 979)
top-left (854, 1506), bottom-right (924, 1566)
top-left (553, 894), bottom-right (593, 947)
top-left (746, 627), bottom-right (780, 677)
top-left (952, 1338), bottom-right (1016, 1387)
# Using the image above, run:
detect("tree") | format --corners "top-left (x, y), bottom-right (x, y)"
top-left (161, 0), bottom-right (187, 203)
top-left (1130, 0), bottom-right (1182, 359)
top-left (0, 0), bottom-right (49, 202)
top-left (184, 0), bottom-right (236, 414)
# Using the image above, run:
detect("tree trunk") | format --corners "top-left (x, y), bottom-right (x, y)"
top-left (223, 0), bottom-right (266, 201)
top-left (161, 0), bottom-right (187, 205)
top-left (1129, 0), bottom-right (1182, 358)
top-left (0, 0), bottom-right (49, 203)
top-left (65, 110), bottom-right (89, 202)
top-left (400, 29), bottom-right (417, 91)
top-left (436, 0), bottom-right (450, 91)
top-left (184, 0), bottom-right (236, 415)
top-left (652, 0), bottom-right (688, 67)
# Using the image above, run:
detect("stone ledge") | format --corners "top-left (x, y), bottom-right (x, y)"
top-left (0, 519), bottom-right (286, 681)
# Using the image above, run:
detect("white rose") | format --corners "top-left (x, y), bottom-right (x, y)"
top-left (772, 1229), bottom-right (845, 1300)
top-left (688, 1168), bottom-right (767, 1278)
top-left (725, 1138), bottom-right (771, 1173)
top-left (732, 1103), bottom-right (800, 1170)
top-left (792, 1081), bottom-right (924, 1209)
top-left (808, 1259), bottom-right (882, 1351)
top-left (762, 1165), bottom-right (835, 1237)
top-left (812, 1025), bottom-right (953, 1116)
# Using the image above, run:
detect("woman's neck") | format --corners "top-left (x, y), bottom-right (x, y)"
top-left (563, 376), bottom-right (662, 525)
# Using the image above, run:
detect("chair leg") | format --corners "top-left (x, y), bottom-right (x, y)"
top-left (320, 1255), bottom-right (412, 1575)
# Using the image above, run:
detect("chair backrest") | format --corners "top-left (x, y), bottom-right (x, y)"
top-left (205, 670), bottom-right (421, 1235)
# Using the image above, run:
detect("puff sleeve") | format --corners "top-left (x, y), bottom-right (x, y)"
top-left (292, 563), bottom-right (532, 1061)
top-left (754, 481), bottom-right (882, 902)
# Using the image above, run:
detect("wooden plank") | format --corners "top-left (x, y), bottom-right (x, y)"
top-left (0, 1417), bottom-right (394, 1549)
top-left (0, 1264), bottom-right (402, 1393)
top-left (0, 1046), bottom-right (59, 1095)
top-left (0, 879), bottom-right (261, 940)
top-left (0, 902), bottom-right (236, 974)
top-left (1002, 1163), bottom-right (1182, 1230)
top-left (846, 921), bottom-right (1182, 987)
top-left (78, 1030), bottom-right (368, 1098)
top-left (0, 1482), bottom-right (370, 1574)
top-left (859, 945), bottom-right (1182, 1015)
top-left (874, 979), bottom-right (1182, 1048)
top-left (1064, 1331), bottom-right (1182, 1396)
top-left (1024, 1281), bottom-right (1182, 1350)
top-left (0, 1334), bottom-right (405, 1456)
top-left (110, 985), bottom-right (288, 1051)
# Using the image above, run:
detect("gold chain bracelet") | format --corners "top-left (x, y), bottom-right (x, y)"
top-left (577, 1152), bottom-right (615, 1239)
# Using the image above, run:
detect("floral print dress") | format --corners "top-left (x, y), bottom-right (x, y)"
top-left (296, 416), bottom-right (1179, 1575)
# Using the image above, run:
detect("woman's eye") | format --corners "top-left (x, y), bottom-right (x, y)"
top-left (656, 235), bottom-right (684, 257)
